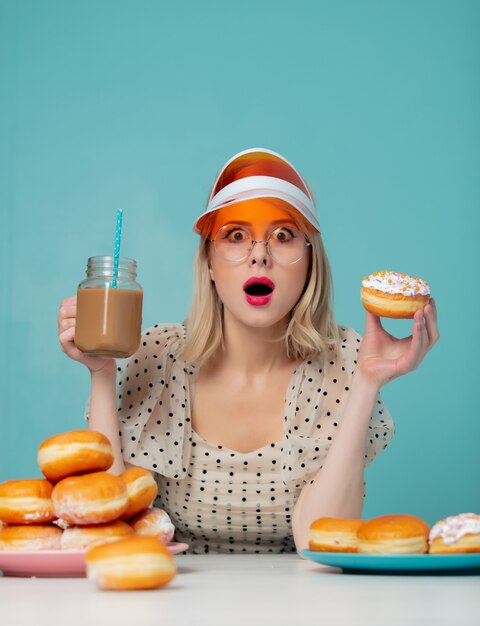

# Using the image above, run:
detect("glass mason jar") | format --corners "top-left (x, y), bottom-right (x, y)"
top-left (75, 256), bottom-right (143, 359)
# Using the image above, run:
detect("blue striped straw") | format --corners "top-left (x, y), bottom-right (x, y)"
top-left (112, 209), bottom-right (123, 288)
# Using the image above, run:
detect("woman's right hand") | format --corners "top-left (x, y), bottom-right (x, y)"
top-left (58, 296), bottom-right (116, 373)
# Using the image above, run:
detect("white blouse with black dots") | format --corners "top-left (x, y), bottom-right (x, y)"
top-left (86, 323), bottom-right (394, 554)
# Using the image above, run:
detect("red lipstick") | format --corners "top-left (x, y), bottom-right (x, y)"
top-left (243, 276), bottom-right (275, 307)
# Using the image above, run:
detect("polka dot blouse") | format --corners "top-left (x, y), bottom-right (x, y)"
top-left (85, 323), bottom-right (394, 554)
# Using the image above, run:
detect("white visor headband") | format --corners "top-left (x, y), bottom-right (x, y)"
top-left (193, 148), bottom-right (320, 234)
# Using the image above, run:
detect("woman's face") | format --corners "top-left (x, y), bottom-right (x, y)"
top-left (208, 199), bottom-right (311, 330)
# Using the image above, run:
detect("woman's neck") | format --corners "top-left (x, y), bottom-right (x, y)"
top-left (213, 309), bottom-right (294, 377)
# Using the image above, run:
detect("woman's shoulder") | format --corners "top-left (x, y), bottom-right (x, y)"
top-left (295, 325), bottom-right (363, 384)
top-left (116, 323), bottom-right (188, 378)
top-left (116, 321), bottom-right (195, 398)
top-left (304, 325), bottom-right (362, 366)
top-left (141, 323), bottom-right (187, 355)
top-left (338, 325), bottom-right (362, 343)
top-left (339, 323), bottom-right (362, 351)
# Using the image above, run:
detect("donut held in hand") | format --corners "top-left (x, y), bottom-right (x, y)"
top-left (429, 513), bottom-right (480, 554)
top-left (128, 507), bottom-right (175, 544)
top-left (357, 514), bottom-right (429, 554)
top-left (52, 471), bottom-right (128, 525)
top-left (119, 468), bottom-right (158, 520)
top-left (61, 520), bottom-right (134, 551)
top-left (308, 517), bottom-right (364, 553)
top-left (0, 524), bottom-right (62, 551)
top-left (86, 536), bottom-right (177, 590)
top-left (361, 271), bottom-right (430, 319)
top-left (38, 430), bottom-right (114, 482)
top-left (0, 479), bottom-right (56, 524)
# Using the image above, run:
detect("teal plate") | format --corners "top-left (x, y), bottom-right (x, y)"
top-left (299, 550), bottom-right (480, 574)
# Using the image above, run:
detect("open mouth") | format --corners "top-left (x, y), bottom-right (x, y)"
top-left (243, 277), bottom-right (275, 297)
top-left (244, 283), bottom-right (273, 296)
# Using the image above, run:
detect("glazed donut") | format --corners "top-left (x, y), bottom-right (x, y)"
top-left (429, 513), bottom-right (480, 554)
top-left (38, 430), bottom-right (114, 482)
top-left (51, 471), bottom-right (128, 525)
top-left (85, 536), bottom-right (177, 590)
top-left (119, 468), bottom-right (158, 520)
top-left (357, 514), bottom-right (429, 554)
top-left (128, 508), bottom-right (175, 544)
top-left (308, 517), bottom-right (364, 553)
top-left (360, 271), bottom-right (430, 319)
top-left (61, 520), bottom-right (134, 551)
top-left (0, 479), bottom-right (56, 524)
top-left (0, 524), bottom-right (62, 551)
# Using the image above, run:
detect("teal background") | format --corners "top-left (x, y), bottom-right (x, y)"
top-left (0, 0), bottom-right (478, 525)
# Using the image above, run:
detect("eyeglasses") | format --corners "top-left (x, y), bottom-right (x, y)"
top-left (209, 224), bottom-right (311, 265)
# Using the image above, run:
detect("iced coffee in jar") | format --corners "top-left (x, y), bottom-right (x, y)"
top-left (75, 256), bottom-right (143, 359)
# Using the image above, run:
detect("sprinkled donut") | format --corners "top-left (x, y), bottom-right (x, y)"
top-left (360, 271), bottom-right (431, 319)
top-left (429, 513), bottom-right (480, 554)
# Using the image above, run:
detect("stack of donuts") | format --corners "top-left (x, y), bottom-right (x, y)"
top-left (308, 513), bottom-right (480, 555)
top-left (0, 429), bottom-right (177, 589)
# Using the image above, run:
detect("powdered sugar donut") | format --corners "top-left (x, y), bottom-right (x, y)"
top-left (0, 479), bottom-right (56, 525)
top-left (0, 524), bottom-right (62, 551)
top-left (361, 271), bottom-right (430, 319)
top-left (85, 536), bottom-right (177, 590)
top-left (128, 508), bottom-right (175, 544)
top-left (51, 471), bottom-right (128, 525)
top-left (61, 520), bottom-right (134, 551)
top-left (38, 430), bottom-right (114, 483)
top-left (119, 468), bottom-right (158, 520)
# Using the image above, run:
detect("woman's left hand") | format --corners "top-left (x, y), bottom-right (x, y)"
top-left (357, 298), bottom-right (439, 388)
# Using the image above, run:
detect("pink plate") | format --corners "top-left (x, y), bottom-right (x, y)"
top-left (0, 543), bottom-right (189, 577)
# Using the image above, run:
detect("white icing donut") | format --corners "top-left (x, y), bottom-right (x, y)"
top-left (361, 271), bottom-right (431, 318)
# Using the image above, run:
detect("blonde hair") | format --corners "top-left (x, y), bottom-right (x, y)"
top-left (181, 212), bottom-right (340, 366)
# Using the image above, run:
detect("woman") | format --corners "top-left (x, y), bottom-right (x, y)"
top-left (58, 148), bottom-right (439, 553)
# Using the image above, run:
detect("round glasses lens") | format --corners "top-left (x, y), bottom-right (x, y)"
top-left (213, 224), bottom-right (308, 264)
top-left (214, 225), bottom-right (251, 262)
top-left (268, 227), bottom-right (307, 264)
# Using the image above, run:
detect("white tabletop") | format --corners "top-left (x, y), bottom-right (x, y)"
top-left (0, 554), bottom-right (479, 626)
